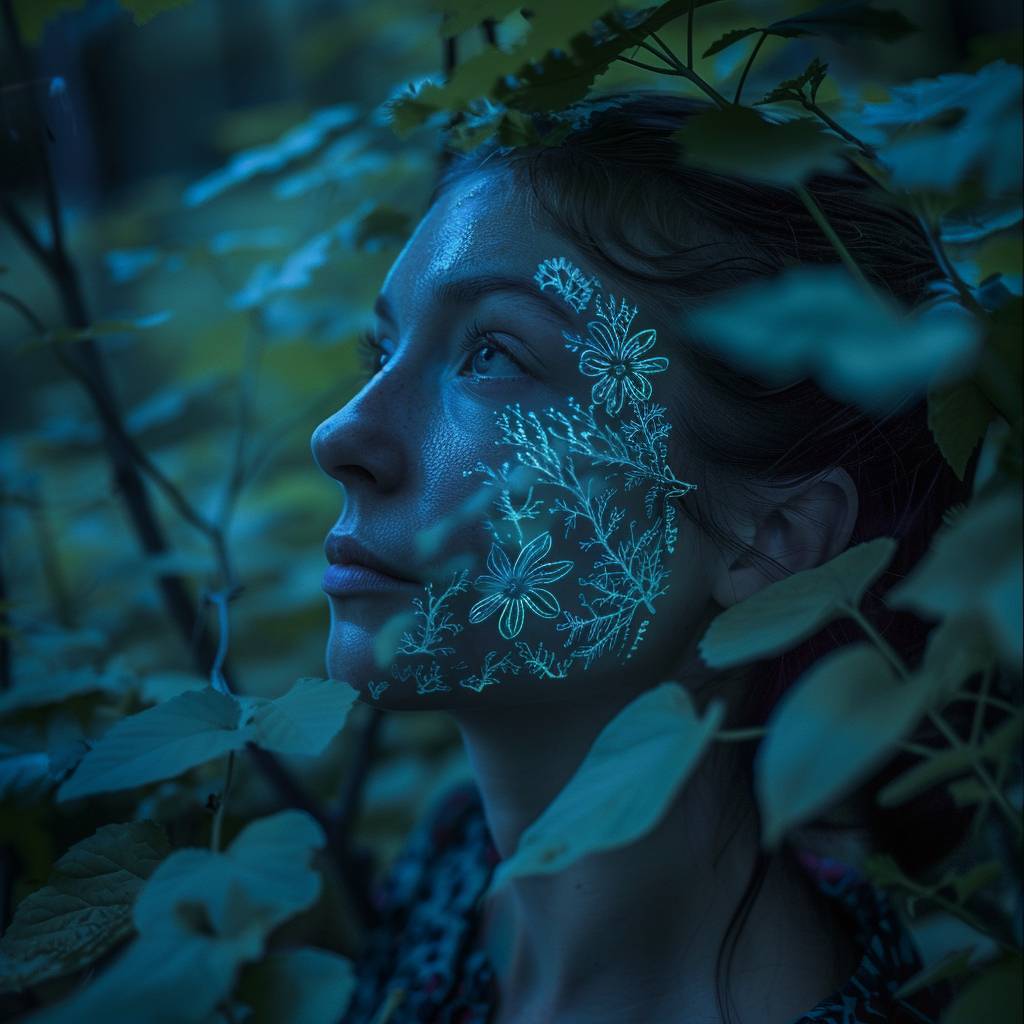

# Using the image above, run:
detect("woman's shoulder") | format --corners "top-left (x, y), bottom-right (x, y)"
top-left (791, 849), bottom-right (957, 1024)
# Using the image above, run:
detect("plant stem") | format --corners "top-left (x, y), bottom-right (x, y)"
top-left (843, 603), bottom-right (909, 679)
top-left (795, 183), bottom-right (873, 292)
top-left (211, 750), bottom-right (235, 853)
top-left (0, 289), bottom-right (45, 333)
top-left (926, 708), bottom-right (1023, 838)
top-left (715, 726), bottom-right (767, 742)
top-left (803, 99), bottom-right (876, 159)
top-left (734, 31), bottom-right (767, 105)
top-left (686, 1), bottom-right (694, 68)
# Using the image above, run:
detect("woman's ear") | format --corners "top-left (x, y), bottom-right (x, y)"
top-left (709, 467), bottom-right (860, 608)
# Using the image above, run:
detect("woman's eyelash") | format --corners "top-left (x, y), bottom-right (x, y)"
top-left (356, 321), bottom-right (526, 380)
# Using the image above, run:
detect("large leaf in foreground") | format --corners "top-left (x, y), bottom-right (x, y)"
top-left (859, 60), bottom-right (1023, 196)
top-left (487, 684), bottom-right (725, 892)
top-left (25, 812), bottom-right (328, 1024)
top-left (674, 107), bottom-right (850, 186)
top-left (756, 643), bottom-right (937, 847)
top-left (687, 267), bottom-right (983, 416)
top-left (57, 689), bottom-right (245, 802)
top-left (58, 679), bottom-right (358, 801)
top-left (0, 822), bottom-right (170, 992)
top-left (699, 539), bottom-right (895, 668)
top-left (887, 486), bottom-right (1022, 665)
top-left (246, 677), bottom-right (358, 756)
top-left (133, 811), bottom-right (325, 936)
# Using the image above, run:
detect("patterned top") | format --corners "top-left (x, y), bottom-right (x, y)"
top-left (340, 780), bottom-right (955, 1024)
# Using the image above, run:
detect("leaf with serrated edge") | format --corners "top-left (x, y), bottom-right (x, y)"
top-left (699, 538), bottom-right (896, 668)
top-left (57, 689), bottom-right (247, 802)
top-left (0, 821), bottom-right (170, 992)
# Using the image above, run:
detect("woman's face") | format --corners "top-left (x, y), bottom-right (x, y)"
top-left (312, 171), bottom-right (722, 709)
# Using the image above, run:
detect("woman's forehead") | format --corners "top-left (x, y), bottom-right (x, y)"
top-left (382, 174), bottom-right (598, 308)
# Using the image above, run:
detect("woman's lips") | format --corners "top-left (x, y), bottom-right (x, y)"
top-left (322, 562), bottom-right (420, 596)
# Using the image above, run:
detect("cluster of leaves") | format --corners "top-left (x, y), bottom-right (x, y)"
top-left (0, 0), bottom-right (1020, 1022)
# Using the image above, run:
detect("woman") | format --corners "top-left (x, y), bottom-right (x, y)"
top-left (313, 92), bottom-right (968, 1023)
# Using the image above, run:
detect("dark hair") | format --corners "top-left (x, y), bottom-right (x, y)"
top-left (430, 91), bottom-right (991, 1021)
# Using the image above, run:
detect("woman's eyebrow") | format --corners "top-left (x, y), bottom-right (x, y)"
top-left (373, 274), bottom-right (579, 330)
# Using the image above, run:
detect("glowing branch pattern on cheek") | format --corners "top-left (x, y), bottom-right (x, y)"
top-left (363, 256), bottom-right (698, 698)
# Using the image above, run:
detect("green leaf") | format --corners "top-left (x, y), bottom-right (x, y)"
top-left (183, 105), bottom-right (361, 206)
top-left (0, 822), bottom-right (170, 992)
top-left (57, 678), bottom-right (356, 801)
top-left (928, 377), bottom-right (995, 480)
top-left (432, 1), bottom-right (522, 37)
top-left (895, 946), bottom-right (978, 1000)
top-left (22, 906), bottom-right (264, 1024)
top-left (0, 664), bottom-right (129, 717)
top-left (699, 538), bottom-right (896, 668)
top-left (686, 266), bottom-right (984, 416)
top-left (756, 643), bottom-right (938, 847)
top-left (134, 811), bottom-right (325, 937)
top-left (946, 859), bottom-right (1002, 903)
top-left (23, 814), bottom-right (325, 1023)
top-left (887, 486), bottom-right (1023, 666)
top-left (247, 678), bottom-right (358, 757)
top-left (116, 0), bottom-right (192, 25)
top-left (759, 57), bottom-right (830, 105)
top-left (487, 684), bottom-right (725, 891)
top-left (0, 745), bottom-right (52, 802)
top-left (237, 947), bottom-right (356, 1024)
top-left (764, 0), bottom-right (916, 44)
top-left (702, 27), bottom-right (760, 58)
top-left (877, 745), bottom-right (971, 807)
top-left (944, 952), bottom-right (1024, 1024)
top-left (705, 1), bottom-right (914, 62)
top-left (674, 106), bottom-right (850, 186)
top-left (859, 60), bottom-right (1023, 196)
top-left (57, 688), bottom-right (245, 802)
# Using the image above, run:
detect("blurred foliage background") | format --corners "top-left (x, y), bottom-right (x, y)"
top-left (0, 0), bottom-right (1021, 1017)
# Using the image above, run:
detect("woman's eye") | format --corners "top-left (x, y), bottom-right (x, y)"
top-left (462, 338), bottom-right (524, 379)
top-left (358, 327), bottom-right (527, 382)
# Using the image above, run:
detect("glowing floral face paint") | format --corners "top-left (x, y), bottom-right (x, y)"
top-left (366, 257), bottom-right (698, 698)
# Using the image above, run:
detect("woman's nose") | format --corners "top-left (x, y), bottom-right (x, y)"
top-left (311, 388), bottom-right (407, 494)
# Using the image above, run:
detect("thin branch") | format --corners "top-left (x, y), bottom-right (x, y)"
top-left (210, 750), bottom-right (235, 852)
top-left (686, 3), bottom-right (694, 68)
top-left (0, 288), bottom-right (45, 334)
top-left (614, 54), bottom-right (681, 75)
top-left (734, 30), bottom-right (767, 105)
top-left (0, 197), bottom-right (50, 268)
top-left (795, 183), bottom-right (873, 293)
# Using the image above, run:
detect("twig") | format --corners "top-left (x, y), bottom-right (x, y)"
top-left (734, 30), bottom-right (767, 105)
top-left (0, 288), bottom-right (45, 333)
top-left (795, 183), bottom-right (872, 293)
top-left (211, 750), bottom-right (235, 852)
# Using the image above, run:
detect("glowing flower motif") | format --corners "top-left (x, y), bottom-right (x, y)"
top-left (469, 532), bottom-right (573, 640)
top-left (577, 321), bottom-right (669, 416)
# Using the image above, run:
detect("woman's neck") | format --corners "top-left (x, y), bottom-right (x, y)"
top-left (451, 692), bottom-right (860, 1024)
